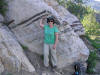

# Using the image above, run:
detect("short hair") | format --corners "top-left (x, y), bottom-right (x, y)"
top-left (47, 16), bottom-right (55, 24)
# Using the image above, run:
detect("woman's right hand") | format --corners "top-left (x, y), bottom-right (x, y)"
top-left (40, 17), bottom-right (45, 28)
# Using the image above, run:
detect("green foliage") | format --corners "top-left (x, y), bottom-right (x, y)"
top-left (56, 0), bottom-right (66, 6)
top-left (74, 0), bottom-right (83, 4)
top-left (57, 0), bottom-right (92, 20)
top-left (0, 0), bottom-right (8, 16)
top-left (66, 1), bottom-right (89, 19)
top-left (87, 50), bottom-right (97, 73)
top-left (85, 35), bottom-right (100, 49)
top-left (82, 13), bottom-right (100, 35)
top-left (74, 0), bottom-right (90, 4)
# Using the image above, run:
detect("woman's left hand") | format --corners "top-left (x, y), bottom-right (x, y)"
top-left (53, 44), bottom-right (56, 49)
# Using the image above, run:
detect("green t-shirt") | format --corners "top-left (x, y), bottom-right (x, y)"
top-left (44, 25), bottom-right (59, 44)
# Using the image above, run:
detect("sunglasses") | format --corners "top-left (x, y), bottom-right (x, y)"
top-left (49, 20), bottom-right (53, 22)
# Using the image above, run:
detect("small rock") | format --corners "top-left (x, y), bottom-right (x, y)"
top-left (42, 71), bottom-right (47, 75)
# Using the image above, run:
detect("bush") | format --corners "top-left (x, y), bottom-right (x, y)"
top-left (82, 13), bottom-right (100, 36)
top-left (87, 50), bottom-right (97, 73)
top-left (65, 1), bottom-right (89, 19)
top-left (0, 0), bottom-right (8, 16)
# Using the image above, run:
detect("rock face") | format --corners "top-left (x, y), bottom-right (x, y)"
top-left (0, 15), bottom-right (4, 27)
top-left (0, 14), bottom-right (35, 73)
top-left (0, 59), bottom-right (4, 74)
top-left (57, 26), bottom-right (89, 68)
top-left (5, 0), bottom-right (89, 69)
top-left (0, 15), bottom-right (5, 74)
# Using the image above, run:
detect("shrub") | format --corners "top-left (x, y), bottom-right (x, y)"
top-left (87, 50), bottom-right (97, 73)
top-left (66, 1), bottom-right (88, 19)
top-left (82, 13), bottom-right (100, 35)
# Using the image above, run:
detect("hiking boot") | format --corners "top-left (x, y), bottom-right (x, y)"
top-left (44, 65), bottom-right (49, 70)
top-left (51, 64), bottom-right (57, 68)
top-left (52, 65), bottom-right (58, 71)
top-left (52, 65), bottom-right (57, 69)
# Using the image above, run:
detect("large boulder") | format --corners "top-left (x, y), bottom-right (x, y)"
top-left (57, 25), bottom-right (89, 68)
top-left (6, 0), bottom-right (84, 35)
top-left (0, 14), bottom-right (5, 73)
top-left (5, 0), bottom-right (89, 68)
top-left (0, 24), bottom-right (35, 73)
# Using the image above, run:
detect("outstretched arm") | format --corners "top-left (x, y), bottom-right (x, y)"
top-left (40, 19), bottom-right (44, 28)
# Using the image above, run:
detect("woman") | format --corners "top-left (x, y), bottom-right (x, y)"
top-left (40, 16), bottom-right (59, 68)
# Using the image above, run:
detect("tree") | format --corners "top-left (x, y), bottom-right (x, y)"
top-left (82, 13), bottom-right (100, 35)
top-left (65, 1), bottom-right (88, 19)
